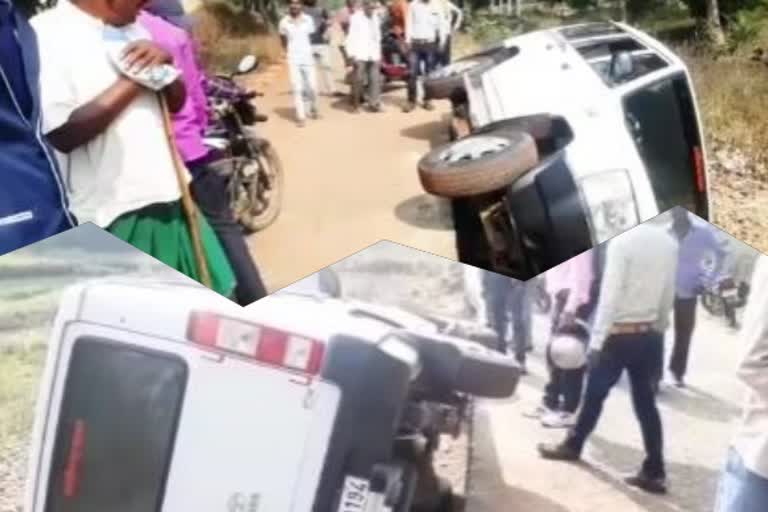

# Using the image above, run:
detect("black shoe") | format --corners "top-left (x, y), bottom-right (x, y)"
top-left (673, 375), bottom-right (686, 388)
top-left (403, 102), bottom-right (416, 113)
top-left (423, 101), bottom-right (435, 111)
top-left (625, 473), bottom-right (668, 494)
top-left (538, 441), bottom-right (581, 462)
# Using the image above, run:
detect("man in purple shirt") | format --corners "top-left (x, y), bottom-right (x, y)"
top-left (139, 9), bottom-right (267, 305)
top-left (662, 208), bottom-right (726, 388)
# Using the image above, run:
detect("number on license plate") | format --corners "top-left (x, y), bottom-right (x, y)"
top-left (337, 476), bottom-right (369, 512)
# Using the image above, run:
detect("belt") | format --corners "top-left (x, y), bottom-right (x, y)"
top-left (610, 322), bottom-right (655, 335)
top-left (411, 39), bottom-right (436, 45)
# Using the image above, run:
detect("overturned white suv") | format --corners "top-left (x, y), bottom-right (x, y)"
top-left (418, 22), bottom-right (711, 278)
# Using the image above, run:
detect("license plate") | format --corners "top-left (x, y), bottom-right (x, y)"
top-left (722, 289), bottom-right (738, 298)
top-left (336, 476), bottom-right (369, 512)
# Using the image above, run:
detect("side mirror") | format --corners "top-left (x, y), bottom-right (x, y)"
top-left (236, 55), bottom-right (259, 75)
top-left (609, 50), bottom-right (634, 81)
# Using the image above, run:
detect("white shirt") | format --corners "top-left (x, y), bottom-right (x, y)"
top-left (405, 0), bottom-right (444, 44)
top-left (279, 14), bottom-right (316, 66)
top-left (732, 254), bottom-right (768, 479)
top-left (345, 11), bottom-right (382, 62)
top-left (589, 222), bottom-right (679, 351)
top-left (31, 1), bottom-right (182, 227)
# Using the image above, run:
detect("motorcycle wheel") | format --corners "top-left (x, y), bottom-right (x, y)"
top-left (235, 139), bottom-right (284, 233)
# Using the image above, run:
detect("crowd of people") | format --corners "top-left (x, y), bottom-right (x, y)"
top-left (278, 0), bottom-right (462, 123)
top-left (470, 208), bottom-right (767, 508)
top-left (2, 0), bottom-right (268, 305)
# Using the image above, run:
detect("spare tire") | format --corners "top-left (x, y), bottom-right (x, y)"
top-left (418, 130), bottom-right (539, 198)
top-left (424, 54), bottom-right (496, 100)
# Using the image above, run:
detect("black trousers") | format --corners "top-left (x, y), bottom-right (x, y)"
top-left (566, 332), bottom-right (665, 479)
top-left (670, 296), bottom-right (697, 380)
top-left (189, 162), bottom-right (267, 305)
top-left (543, 292), bottom-right (587, 413)
top-left (407, 41), bottom-right (437, 103)
top-left (488, 283), bottom-right (530, 363)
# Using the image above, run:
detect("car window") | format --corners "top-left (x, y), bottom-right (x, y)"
top-left (622, 72), bottom-right (707, 217)
top-left (45, 338), bottom-right (187, 512)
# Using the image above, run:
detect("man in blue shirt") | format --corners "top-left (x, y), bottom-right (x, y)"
top-left (0, 0), bottom-right (76, 254)
top-left (664, 208), bottom-right (726, 388)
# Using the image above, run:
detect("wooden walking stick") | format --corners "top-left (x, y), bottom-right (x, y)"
top-left (158, 93), bottom-right (213, 289)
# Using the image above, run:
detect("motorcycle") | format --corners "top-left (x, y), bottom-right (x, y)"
top-left (203, 55), bottom-right (284, 233)
top-left (701, 275), bottom-right (749, 328)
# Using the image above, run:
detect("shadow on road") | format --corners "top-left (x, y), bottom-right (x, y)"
top-left (587, 435), bottom-right (721, 512)
top-left (394, 194), bottom-right (454, 231)
top-left (400, 119), bottom-right (451, 147)
top-left (657, 384), bottom-right (742, 423)
top-left (468, 407), bottom-right (573, 512)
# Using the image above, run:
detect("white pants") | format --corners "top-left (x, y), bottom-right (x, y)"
top-left (288, 62), bottom-right (318, 121)
top-left (312, 44), bottom-right (336, 95)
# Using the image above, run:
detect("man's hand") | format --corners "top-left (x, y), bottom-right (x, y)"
top-left (587, 348), bottom-right (602, 371)
top-left (121, 40), bottom-right (173, 74)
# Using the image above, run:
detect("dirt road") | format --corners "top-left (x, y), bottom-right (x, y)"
top-left (468, 308), bottom-right (744, 512)
top-left (244, 64), bottom-right (457, 293)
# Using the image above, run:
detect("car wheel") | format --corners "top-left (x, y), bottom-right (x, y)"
top-left (418, 131), bottom-right (539, 198)
top-left (424, 55), bottom-right (495, 100)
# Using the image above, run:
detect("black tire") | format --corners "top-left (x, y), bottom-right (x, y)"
top-left (424, 54), bottom-right (496, 100)
top-left (236, 140), bottom-right (284, 233)
top-left (418, 131), bottom-right (539, 198)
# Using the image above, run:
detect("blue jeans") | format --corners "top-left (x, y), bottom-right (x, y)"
top-left (407, 41), bottom-right (437, 103)
top-left (566, 332), bottom-right (665, 478)
top-left (715, 448), bottom-right (768, 512)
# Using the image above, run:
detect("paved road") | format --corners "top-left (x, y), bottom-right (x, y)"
top-left (244, 60), bottom-right (457, 293)
top-left (468, 307), bottom-right (745, 512)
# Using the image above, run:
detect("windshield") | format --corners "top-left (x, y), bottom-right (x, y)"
top-left (44, 338), bottom-right (187, 512)
top-left (622, 71), bottom-right (708, 218)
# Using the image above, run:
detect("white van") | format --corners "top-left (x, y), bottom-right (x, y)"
top-left (24, 278), bottom-right (519, 512)
top-left (419, 21), bottom-right (710, 278)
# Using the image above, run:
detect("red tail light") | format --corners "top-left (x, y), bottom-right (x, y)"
top-left (63, 419), bottom-right (86, 498)
top-left (187, 312), bottom-right (325, 375)
top-left (692, 146), bottom-right (706, 192)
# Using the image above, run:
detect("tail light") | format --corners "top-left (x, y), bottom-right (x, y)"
top-left (692, 146), bottom-right (706, 192)
top-left (187, 312), bottom-right (325, 375)
top-left (63, 419), bottom-right (86, 498)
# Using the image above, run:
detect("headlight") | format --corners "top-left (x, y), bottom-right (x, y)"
top-left (578, 170), bottom-right (639, 245)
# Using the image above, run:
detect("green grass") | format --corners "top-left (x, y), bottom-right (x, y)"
top-left (0, 345), bottom-right (46, 450)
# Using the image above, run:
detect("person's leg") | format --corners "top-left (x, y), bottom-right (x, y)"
top-left (670, 296), bottom-right (697, 383)
top-left (562, 338), bottom-right (625, 453)
top-left (352, 59), bottom-right (364, 111)
top-left (368, 60), bottom-right (382, 110)
top-left (314, 44), bottom-right (336, 95)
top-left (302, 64), bottom-right (319, 118)
top-left (422, 44), bottom-right (437, 108)
top-left (405, 46), bottom-right (419, 109)
top-left (714, 448), bottom-right (768, 512)
top-left (542, 293), bottom-right (567, 410)
top-left (288, 62), bottom-right (306, 123)
top-left (625, 332), bottom-right (666, 481)
top-left (189, 165), bottom-right (268, 304)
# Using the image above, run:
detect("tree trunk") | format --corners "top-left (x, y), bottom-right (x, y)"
top-left (514, 0), bottom-right (521, 18)
top-left (706, 0), bottom-right (727, 47)
top-left (618, 0), bottom-right (627, 22)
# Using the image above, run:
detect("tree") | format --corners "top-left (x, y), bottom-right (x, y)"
top-left (705, 0), bottom-right (727, 45)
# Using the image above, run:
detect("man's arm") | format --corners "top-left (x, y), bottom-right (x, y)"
top-left (448, 1), bottom-right (462, 32)
top-left (404, 3), bottom-right (413, 43)
top-left (121, 40), bottom-right (186, 113)
top-left (655, 241), bottom-right (678, 333)
top-left (46, 77), bottom-right (144, 154)
top-left (588, 238), bottom-right (629, 352)
top-left (737, 255), bottom-right (768, 396)
top-left (562, 250), bottom-right (594, 315)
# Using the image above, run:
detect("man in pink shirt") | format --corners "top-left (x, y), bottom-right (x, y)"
top-left (138, 10), bottom-right (267, 305)
top-left (526, 247), bottom-right (600, 428)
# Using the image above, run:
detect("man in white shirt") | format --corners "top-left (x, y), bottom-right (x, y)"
top-left (346, 0), bottom-right (383, 112)
top-left (403, 0), bottom-right (444, 112)
top-left (279, 0), bottom-right (319, 127)
top-left (434, 0), bottom-right (462, 67)
top-left (714, 255), bottom-right (768, 512)
top-left (539, 213), bottom-right (679, 495)
top-left (31, 0), bottom-right (237, 297)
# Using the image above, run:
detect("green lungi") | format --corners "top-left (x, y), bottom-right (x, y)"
top-left (107, 201), bottom-right (237, 298)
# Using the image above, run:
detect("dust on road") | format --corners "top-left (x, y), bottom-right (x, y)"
top-left (244, 64), bottom-right (457, 293)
